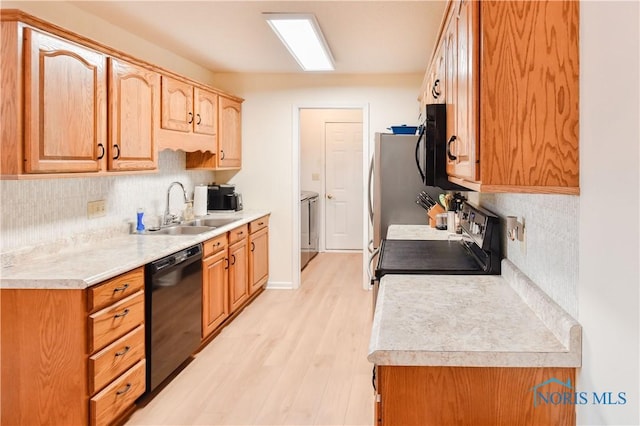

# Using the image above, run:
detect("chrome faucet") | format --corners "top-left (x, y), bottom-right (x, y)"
top-left (164, 181), bottom-right (187, 226)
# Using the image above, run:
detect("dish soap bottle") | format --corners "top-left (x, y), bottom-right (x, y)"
top-left (136, 208), bottom-right (145, 233)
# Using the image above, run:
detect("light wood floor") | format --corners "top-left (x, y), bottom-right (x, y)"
top-left (127, 252), bottom-right (374, 426)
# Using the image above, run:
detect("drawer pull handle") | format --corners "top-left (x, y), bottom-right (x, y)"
top-left (114, 308), bottom-right (130, 319)
top-left (116, 383), bottom-right (132, 396)
top-left (216, 242), bottom-right (220, 247)
top-left (258, 222), bottom-right (264, 226)
top-left (231, 254), bottom-right (236, 265)
top-left (225, 258), bottom-right (229, 270)
top-left (238, 231), bottom-right (244, 236)
top-left (113, 283), bottom-right (129, 293)
top-left (251, 242), bottom-right (255, 252)
top-left (114, 346), bottom-right (131, 357)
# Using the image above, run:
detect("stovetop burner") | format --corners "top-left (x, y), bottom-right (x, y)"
top-left (375, 239), bottom-right (483, 277)
top-left (374, 202), bottom-right (501, 279)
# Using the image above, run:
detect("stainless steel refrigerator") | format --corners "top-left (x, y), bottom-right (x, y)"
top-left (367, 133), bottom-right (441, 277)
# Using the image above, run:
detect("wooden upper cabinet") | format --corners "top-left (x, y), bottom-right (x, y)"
top-left (446, 0), bottom-right (479, 182)
top-left (108, 58), bottom-right (159, 171)
top-left (161, 76), bottom-right (194, 133)
top-left (433, 0), bottom-right (579, 194)
top-left (218, 96), bottom-right (242, 169)
top-left (194, 87), bottom-right (218, 136)
top-left (479, 0), bottom-right (579, 192)
top-left (23, 28), bottom-right (107, 173)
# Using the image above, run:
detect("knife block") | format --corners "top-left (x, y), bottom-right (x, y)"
top-left (427, 204), bottom-right (446, 228)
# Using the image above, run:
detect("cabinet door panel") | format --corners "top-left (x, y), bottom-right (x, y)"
top-left (23, 28), bottom-right (106, 173)
top-left (218, 96), bottom-right (242, 168)
top-left (194, 88), bottom-right (218, 136)
top-left (161, 76), bottom-right (193, 133)
top-left (202, 250), bottom-right (229, 338)
top-left (445, 16), bottom-right (458, 176)
top-left (108, 58), bottom-right (158, 171)
top-left (228, 238), bottom-right (248, 313)
top-left (249, 227), bottom-right (269, 295)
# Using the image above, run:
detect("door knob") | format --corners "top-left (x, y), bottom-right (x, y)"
top-left (327, 194), bottom-right (333, 199)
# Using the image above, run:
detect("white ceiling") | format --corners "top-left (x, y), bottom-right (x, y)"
top-left (70, 1), bottom-right (447, 74)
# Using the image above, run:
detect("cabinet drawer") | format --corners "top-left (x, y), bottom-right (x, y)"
top-left (89, 291), bottom-right (144, 353)
top-left (90, 359), bottom-right (146, 426)
top-left (89, 325), bottom-right (145, 395)
top-left (228, 224), bottom-right (248, 245)
top-left (249, 215), bottom-right (269, 233)
top-left (203, 234), bottom-right (227, 258)
top-left (88, 267), bottom-right (144, 312)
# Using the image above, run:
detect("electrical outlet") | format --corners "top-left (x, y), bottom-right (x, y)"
top-left (87, 200), bottom-right (106, 219)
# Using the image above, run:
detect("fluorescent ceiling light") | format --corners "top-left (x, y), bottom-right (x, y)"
top-left (264, 13), bottom-right (335, 71)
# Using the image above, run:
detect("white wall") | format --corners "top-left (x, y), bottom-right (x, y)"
top-left (211, 73), bottom-right (423, 286)
top-left (577, 2), bottom-right (639, 424)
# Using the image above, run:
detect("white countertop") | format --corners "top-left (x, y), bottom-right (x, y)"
top-left (386, 224), bottom-right (454, 240)
top-left (0, 210), bottom-right (270, 290)
top-left (369, 224), bottom-right (581, 368)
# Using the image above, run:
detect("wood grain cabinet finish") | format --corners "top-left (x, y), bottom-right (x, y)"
top-left (0, 267), bottom-right (146, 426)
top-left (160, 75), bottom-right (219, 154)
top-left (1, 10), bottom-right (243, 178)
top-left (249, 216), bottom-right (269, 296)
top-left (425, 0), bottom-right (579, 194)
top-left (228, 234), bottom-right (249, 313)
top-left (376, 366), bottom-right (576, 426)
top-left (23, 27), bottom-right (107, 174)
top-left (445, 0), bottom-right (479, 182)
top-left (217, 96), bottom-right (242, 169)
top-left (108, 58), bottom-right (159, 171)
top-left (202, 234), bottom-right (229, 339)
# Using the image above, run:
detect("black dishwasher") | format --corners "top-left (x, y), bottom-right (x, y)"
top-left (144, 244), bottom-right (202, 394)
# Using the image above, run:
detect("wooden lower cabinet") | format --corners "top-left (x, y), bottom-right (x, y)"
top-left (202, 236), bottom-right (229, 338)
top-left (375, 366), bottom-right (576, 426)
top-left (228, 236), bottom-right (249, 313)
top-left (0, 267), bottom-right (145, 426)
top-left (249, 216), bottom-right (269, 295)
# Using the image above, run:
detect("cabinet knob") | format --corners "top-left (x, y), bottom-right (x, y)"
top-left (196, 113), bottom-right (202, 125)
top-left (446, 135), bottom-right (457, 161)
top-left (432, 79), bottom-right (441, 98)
top-left (97, 143), bottom-right (105, 160)
top-left (327, 194), bottom-right (334, 199)
top-left (231, 254), bottom-right (236, 265)
top-left (114, 346), bottom-right (131, 357)
top-left (113, 144), bottom-right (121, 160)
top-left (251, 242), bottom-right (255, 252)
top-left (188, 112), bottom-right (194, 124)
top-left (220, 150), bottom-right (225, 160)
top-left (225, 258), bottom-right (229, 269)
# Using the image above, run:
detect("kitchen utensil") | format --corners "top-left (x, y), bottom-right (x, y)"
top-left (439, 194), bottom-right (448, 210)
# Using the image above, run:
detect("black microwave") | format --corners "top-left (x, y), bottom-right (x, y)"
top-left (415, 103), bottom-right (466, 190)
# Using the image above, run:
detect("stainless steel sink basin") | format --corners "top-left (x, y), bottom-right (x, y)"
top-left (147, 225), bottom-right (214, 235)
top-left (184, 218), bottom-right (238, 228)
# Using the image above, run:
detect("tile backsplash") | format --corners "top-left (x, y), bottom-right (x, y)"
top-left (468, 192), bottom-right (579, 317)
top-left (0, 151), bottom-right (214, 254)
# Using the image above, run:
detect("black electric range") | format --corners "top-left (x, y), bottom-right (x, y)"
top-left (375, 202), bottom-right (501, 279)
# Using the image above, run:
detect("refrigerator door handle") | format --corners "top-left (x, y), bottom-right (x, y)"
top-left (415, 126), bottom-right (427, 183)
top-left (367, 155), bottom-right (374, 224)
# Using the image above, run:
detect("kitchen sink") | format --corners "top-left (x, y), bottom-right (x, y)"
top-left (183, 218), bottom-right (238, 228)
top-left (147, 225), bottom-right (214, 235)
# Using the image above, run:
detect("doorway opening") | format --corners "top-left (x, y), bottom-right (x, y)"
top-left (294, 106), bottom-right (369, 289)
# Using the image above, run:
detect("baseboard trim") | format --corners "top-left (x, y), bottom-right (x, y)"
top-left (266, 281), bottom-right (294, 290)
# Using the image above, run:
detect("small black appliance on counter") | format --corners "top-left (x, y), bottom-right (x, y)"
top-left (207, 184), bottom-right (243, 211)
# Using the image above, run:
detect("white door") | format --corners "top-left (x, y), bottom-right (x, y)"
top-left (325, 122), bottom-right (363, 250)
